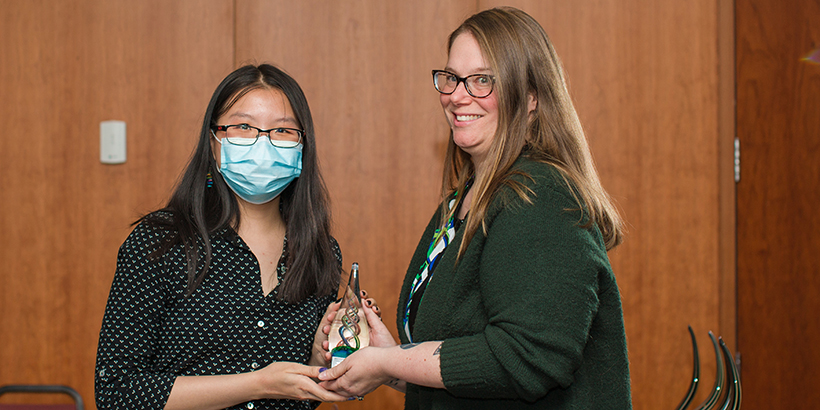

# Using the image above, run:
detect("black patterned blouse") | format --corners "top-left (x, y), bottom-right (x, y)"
top-left (95, 216), bottom-right (340, 410)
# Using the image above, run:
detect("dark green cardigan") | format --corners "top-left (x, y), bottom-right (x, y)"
top-left (396, 157), bottom-right (632, 409)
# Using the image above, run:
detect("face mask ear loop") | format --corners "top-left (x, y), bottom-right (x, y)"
top-left (210, 129), bottom-right (223, 145)
top-left (211, 129), bottom-right (224, 178)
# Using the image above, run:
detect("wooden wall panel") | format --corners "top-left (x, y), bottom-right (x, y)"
top-left (737, 0), bottom-right (820, 407)
top-left (0, 0), bottom-right (738, 409)
top-left (235, 1), bottom-right (475, 408)
top-left (479, 1), bottom-right (729, 408)
top-left (0, 0), bottom-right (234, 405)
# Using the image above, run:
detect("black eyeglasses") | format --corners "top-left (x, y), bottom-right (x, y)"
top-left (432, 70), bottom-right (496, 98)
top-left (211, 124), bottom-right (303, 148)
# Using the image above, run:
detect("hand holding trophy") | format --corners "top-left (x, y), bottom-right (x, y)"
top-left (329, 263), bottom-right (371, 367)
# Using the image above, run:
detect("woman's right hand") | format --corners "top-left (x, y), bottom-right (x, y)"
top-left (361, 297), bottom-right (397, 348)
top-left (255, 361), bottom-right (350, 402)
top-left (165, 362), bottom-right (351, 409)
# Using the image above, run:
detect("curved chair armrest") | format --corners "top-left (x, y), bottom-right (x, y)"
top-left (694, 332), bottom-right (725, 410)
top-left (718, 338), bottom-right (741, 410)
top-left (675, 325), bottom-right (701, 410)
top-left (0, 385), bottom-right (84, 410)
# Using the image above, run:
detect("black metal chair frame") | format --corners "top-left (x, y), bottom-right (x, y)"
top-left (674, 326), bottom-right (742, 410)
top-left (0, 385), bottom-right (84, 410)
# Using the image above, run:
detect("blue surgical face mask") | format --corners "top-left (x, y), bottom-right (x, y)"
top-left (214, 135), bottom-right (302, 205)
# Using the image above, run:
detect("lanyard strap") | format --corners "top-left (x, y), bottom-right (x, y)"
top-left (403, 179), bottom-right (472, 342)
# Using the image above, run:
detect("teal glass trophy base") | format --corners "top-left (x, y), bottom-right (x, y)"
top-left (330, 346), bottom-right (354, 368)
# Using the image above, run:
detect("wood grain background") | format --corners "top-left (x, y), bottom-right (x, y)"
top-left (736, 0), bottom-right (820, 408)
top-left (0, 0), bottom-right (745, 408)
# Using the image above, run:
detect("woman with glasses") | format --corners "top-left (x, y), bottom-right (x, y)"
top-left (319, 7), bottom-right (631, 409)
top-left (95, 64), bottom-right (374, 409)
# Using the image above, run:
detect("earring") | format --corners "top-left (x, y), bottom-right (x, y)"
top-left (206, 171), bottom-right (214, 188)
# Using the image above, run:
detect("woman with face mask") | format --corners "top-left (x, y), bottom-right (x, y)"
top-left (95, 64), bottom-right (376, 410)
top-left (318, 7), bottom-right (631, 409)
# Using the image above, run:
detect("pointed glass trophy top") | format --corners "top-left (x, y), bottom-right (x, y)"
top-left (329, 263), bottom-right (370, 367)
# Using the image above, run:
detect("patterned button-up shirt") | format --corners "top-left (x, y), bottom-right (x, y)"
top-left (95, 217), bottom-right (339, 409)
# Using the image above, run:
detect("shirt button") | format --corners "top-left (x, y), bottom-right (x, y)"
top-left (251, 362), bottom-right (259, 369)
top-left (246, 403), bottom-right (254, 409)
top-left (257, 320), bottom-right (265, 327)
top-left (99, 369), bottom-right (105, 377)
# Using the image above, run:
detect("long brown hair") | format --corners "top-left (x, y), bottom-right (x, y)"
top-left (440, 7), bottom-right (624, 256)
top-left (143, 64), bottom-right (340, 303)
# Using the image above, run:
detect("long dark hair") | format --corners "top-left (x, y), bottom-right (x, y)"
top-left (142, 64), bottom-right (340, 303)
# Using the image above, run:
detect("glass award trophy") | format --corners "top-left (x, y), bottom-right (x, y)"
top-left (329, 262), bottom-right (370, 367)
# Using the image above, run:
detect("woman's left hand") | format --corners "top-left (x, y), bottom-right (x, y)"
top-left (318, 346), bottom-right (393, 397)
top-left (309, 301), bottom-right (341, 367)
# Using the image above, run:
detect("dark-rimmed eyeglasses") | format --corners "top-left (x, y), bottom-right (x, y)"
top-left (211, 124), bottom-right (303, 148)
top-left (432, 70), bottom-right (496, 98)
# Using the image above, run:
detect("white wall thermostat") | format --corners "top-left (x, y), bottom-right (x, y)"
top-left (100, 120), bottom-right (127, 164)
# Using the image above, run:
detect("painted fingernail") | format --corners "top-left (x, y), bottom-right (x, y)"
top-left (319, 367), bottom-right (327, 373)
